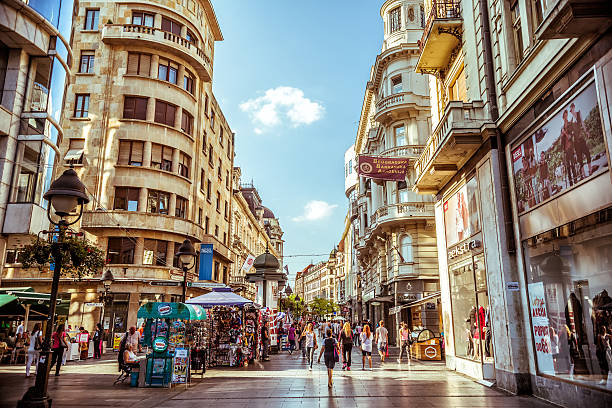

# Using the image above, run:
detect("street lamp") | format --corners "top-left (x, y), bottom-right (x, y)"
top-left (175, 239), bottom-right (197, 302)
top-left (99, 269), bottom-right (114, 326)
top-left (19, 168), bottom-right (89, 408)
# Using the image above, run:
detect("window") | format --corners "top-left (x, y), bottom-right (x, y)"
top-left (181, 110), bottom-right (193, 135)
top-left (79, 51), bottom-right (94, 73)
top-left (449, 66), bottom-right (467, 102)
top-left (64, 138), bottom-right (85, 165)
top-left (391, 75), bottom-right (402, 94)
top-left (74, 94), bottom-right (89, 118)
top-left (400, 234), bottom-right (413, 263)
top-left (123, 96), bottom-right (147, 120)
top-left (398, 180), bottom-right (409, 203)
top-left (511, 2), bottom-right (524, 63)
top-left (183, 69), bottom-right (194, 94)
top-left (219, 127), bottom-right (223, 147)
top-left (132, 11), bottom-right (154, 27)
top-left (11, 141), bottom-right (41, 203)
top-left (205, 216), bottom-right (210, 234)
top-left (223, 233), bottom-right (227, 246)
top-left (204, 94), bottom-right (209, 116)
top-left (143, 239), bottom-right (167, 266)
top-left (224, 200), bottom-right (228, 219)
top-left (226, 140), bottom-right (231, 158)
top-left (389, 7), bottom-right (401, 33)
top-left (113, 187), bottom-right (139, 211)
top-left (216, 191), bottom-right (221, 211)
top-left (186, 29), bottom-right (198, 45)
top-left (127, 52), bottom-right (151, 76)
top-left (118, 140), bottom-right (144, 166)
top-left (214, 261), bottom-right (219, 280)
top-left (206, 180), bottom-right (212, 201)
top-left (147, 190), bottom-right (169, 214)
top-left (158, 58), bottom-right (178, 84)
top-left (208, 146), bottom-right (214, 165)
top-left (154, 100), bottom-right (176, 126)
top-left (202, 132), bottom-right (207, 154)
top-left (531, 0), bottom-right (545, 28)
top-left (348, 159), bottom-right (353, 174)
top-left (161, 16), bottom-right (182, 36)
top-left (106, 237), bottom-right (135, 264)
top-left (200, 169), bottom-right (205, 192)
top-left (178, 151), bottom-right (191, 178)
top-left (151, 143), bottom-right (173, 171)
top-left (217, 158), bottom-right (222, 179)
top-left (394, 125), bottom-right (406, 146)
top-left (420, 6), bottom-right (425, 28)
top-left (214, 225), bottom-right (219, 237)
top-left (210, 109), bottom-right (215, 129)
top-left (198, 208), bottom-right (202, 224)
top-left (84, 9), bottom-right (99, 30)
top-left (175, 196), bottom-right (188, 218)
top-left (226, 170), bottom-right (230, 190)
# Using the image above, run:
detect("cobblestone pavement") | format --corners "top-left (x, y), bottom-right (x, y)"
top-left (0, 349), bottom-right (558, 407)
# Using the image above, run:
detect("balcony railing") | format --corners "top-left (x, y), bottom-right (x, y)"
top-left (368, 202), bottom-right (435, 233)
top-left (375, 92), bottom-right (430, 123)
top-left (380, 145), bottom-right (425, 158)
top-left (420, 0), bottom-right (462, 52)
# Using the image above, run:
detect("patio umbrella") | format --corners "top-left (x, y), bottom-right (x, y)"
top-left (186, 287), bottom-right (253, 308)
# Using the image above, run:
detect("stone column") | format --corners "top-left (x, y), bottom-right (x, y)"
top-left (133, 237), bottom-right (144, 265)
top-left (175, 106), bottom-right (182, 131)
top-left (150, 55), bottom-right (159, 79)
top-left (166, 241), bottom-right (175, 267)
top-left (171, 147), bottom-right (179, 173)
top-left (127, 292), bottom-right (140, 329)
top-left (146, 97), bottom-right (156, 122)
top-left (143, 141), bottom-right (152, 167)
top-left (177, 65), bottom-right (185, 89)
top-left (138, 187), bottom-right (148, 212)
top-left (169, 193), bottom-right (177, 217)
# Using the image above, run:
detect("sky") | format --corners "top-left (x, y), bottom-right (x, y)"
top-left (210, 1), bottom-right (384, 283)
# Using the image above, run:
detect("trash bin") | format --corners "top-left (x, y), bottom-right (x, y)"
top-left (130, 371), bottom-right (139, 387)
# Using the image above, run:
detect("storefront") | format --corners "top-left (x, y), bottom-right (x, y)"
top-left (506, 51), bottom-right (612, 403)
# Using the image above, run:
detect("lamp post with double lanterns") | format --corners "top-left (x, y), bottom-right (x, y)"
top-left (175, 239), bottom-right (197, 302)
top-left (98, 269), bottom-right (114, 327)
top-left (18, 169), bottom-right (89, 408)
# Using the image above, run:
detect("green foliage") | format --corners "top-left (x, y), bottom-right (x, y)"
top-left (280, 294), bottom-right (307, 317)
top-left (18, 234), bottom-right (105, 280)
top-left (308, 297), bottom-right (339, 318)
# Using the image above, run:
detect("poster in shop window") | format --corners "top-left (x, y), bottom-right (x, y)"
top-left (443, 177), bottom-right (480, 247)
top-left (528, 282), bottom-right (555, 374)
top-left (511, 82), bottom-right (608, 214)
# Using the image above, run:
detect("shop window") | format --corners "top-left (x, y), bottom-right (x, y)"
top-left (143, 239), bottom-right (167, 266)
top-left (389, 7), bottom-right (401, 33)
top-left (154, 100), bottom-right (176, 127)
top-left (106, 237), bottom-right (135, 264)
top-left (126, 52), bottom-right (151, 77)
top-left (84, 9), bottom-right (99, 30)
top-left (123, 96), bottom-right (147, 120)
top-left (523, 207), bottom-right (612, 391)
top-left (74, 94), bottom-right (89, 118)
top-left (183, 69), bottom-right (194, 94)
top-left (132, 11), bottom-right (154, 27)
top-left (118, 140), bottom-right (144, 166)
top-left (151, 143), bottom-right (173, 171)
top-left (157, 58), bottom-right (178, 84)
top-left (178, 151), bottom-right (191, 178)
top-left (147, 190), bottom-right (169, 215)
top-left (394, 125), bottom-right (406, 146)
top-left (400, 234), bottom-right (413, 263)
top-left (391, 75), bottom-right (402, 95)
top-left (64, 138), bottom-right (84, 165)
top-left (161, 16), bottom-right (182, 36)
top-left (10, 141), bottom-right (42, 203)
top-left (181, 110), bottom-right (193, 135)
top-left (113, 187), bottom-right (139, 211)
top-left (511, 1), bottom-right (524, 63)
top-left (175, 196), bottom-right (188, 219)
top-left (444, 177), bottom-right (480, 247)
top-left (79, 51), bottom-right (95, 73)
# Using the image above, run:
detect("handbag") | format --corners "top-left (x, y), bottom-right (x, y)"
top-left (333, 348), bottom-right (339, 362)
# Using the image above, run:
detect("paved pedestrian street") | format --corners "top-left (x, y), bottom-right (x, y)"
top-left (0, 350), bottom-right (556, 408)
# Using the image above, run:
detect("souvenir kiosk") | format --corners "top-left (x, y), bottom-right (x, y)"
top-left (137, 302), bottom-right (207, 387)
top-left (187, 288), bottom-right (258, 367)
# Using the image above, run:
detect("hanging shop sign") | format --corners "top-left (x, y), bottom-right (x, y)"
top-left (447, 238), bottom-right (482, 260)
top-left (199, 243), bottom-right (214, 281)
top-left (152, 336), bottom-right (168, 353)
top-left (357, 155), bottom-right (410, 181)
top-left (528, 282), bottom-right (555, 374)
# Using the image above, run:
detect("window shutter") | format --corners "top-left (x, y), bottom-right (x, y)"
top-left (135, 97), bottom-right (147, 120)
top-left (132, 141), bottom-right (144, 163)
top-left (151, 143), bottom-right (162, 163)
top-left (161, 17), bottom-right (171, 32)
top-left (139, 54), bottom-right (151, 76)
top-left (69, 139), bottom-right (85, 150)
top-left (123, 97), bottom-right (135, 119)
top-left (127, 53), bottom-right (139, 75)
top-left (163, 146), bottom-right (173, 161)
top-left (172, 22), bottom-right (182, 36)
top-left (166, 104), bottom-right (176, 126)
top-left (118, 140), bottom-right (130, 165)
top-left (154, 100), bottom-right (165, 123)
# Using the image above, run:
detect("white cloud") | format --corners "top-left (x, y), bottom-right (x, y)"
top-left (292, 200), bottom-right (338, 222)
top-left (240, 86), bottom-right (324, 133)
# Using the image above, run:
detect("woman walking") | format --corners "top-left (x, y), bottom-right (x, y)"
top-left (26, 323), bottom-right (42, 377)
top-left (339, 322), bottom-right (353, 370)
top-left (49, 325), bottom-right (68, 376)
top-left (300, 322), bottom-right (318, 370)
top-left (318, 329), bottom-right (340, 388)
top-left (397, 322), bottom-right (412, 363)
top-left (93, 323), bottom-right (103, 359)
top-left (360, 324), bottom-right (373, 370)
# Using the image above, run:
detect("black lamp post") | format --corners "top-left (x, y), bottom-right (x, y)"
top-left (99, 269), bottom-right (114, 326)
top-left (19, 168), bottom-right (89, 408)
top-left (175, 239), bottom-right (197, 302)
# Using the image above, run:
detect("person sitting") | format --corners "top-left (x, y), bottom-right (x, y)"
top-left (123, 344), bottom-right (140, 367)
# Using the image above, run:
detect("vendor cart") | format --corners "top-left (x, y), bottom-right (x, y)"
top-left (410, 328), bottom-right (442, 361)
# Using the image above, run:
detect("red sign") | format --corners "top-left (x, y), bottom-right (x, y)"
top-left (357, 155), bottom-right (409, 181)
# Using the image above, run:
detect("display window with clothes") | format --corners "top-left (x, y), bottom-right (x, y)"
top-left (522, 206), bottom-right (612, 391)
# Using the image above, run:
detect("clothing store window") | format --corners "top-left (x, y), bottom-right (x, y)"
top-left (523, 206), bottom-right (612, 390)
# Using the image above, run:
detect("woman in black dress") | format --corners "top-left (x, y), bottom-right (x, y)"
top-left (318, 328), bottom-right (340, 388)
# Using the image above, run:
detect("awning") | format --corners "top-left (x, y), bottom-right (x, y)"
top-left (137, 302), bottom-right (207, 320)
top-left (390, 291), bottom-right (441, 314)
top-left (0, 295), bottom-right (16, 308)
top-left (187, 287), bottom-right (253, 308)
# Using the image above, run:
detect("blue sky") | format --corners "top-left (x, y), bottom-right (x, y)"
top-left (211, 1), bottom-right (383, 282)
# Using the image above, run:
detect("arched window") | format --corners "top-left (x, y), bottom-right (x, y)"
top-left (400, 234), bottom-right (413, 263)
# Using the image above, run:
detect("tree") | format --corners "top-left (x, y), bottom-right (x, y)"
top-left (308, 298), bottom-right (339, 319)
top-left (280, 294), bottom-right (307, 317)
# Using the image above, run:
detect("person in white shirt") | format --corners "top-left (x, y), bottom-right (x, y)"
top-left (375, 320), bottom-right (389, 363)
top-left (123, 344), bottom-right (140, 367)
top-left (26, 323), bottom-right (42, 377)
top-left (16, 320), bottom-right (24, 339)
top-left (360, 324), bottom-right (373, 370)
top-left (126, 326), bottom-right (141, 352)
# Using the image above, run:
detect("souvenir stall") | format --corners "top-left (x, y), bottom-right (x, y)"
top-left (410, 328), bottom-right (442, 361)
top-left (187, 288), bottom-right (257, 367)
top-left (137, 302), bottom-right (207, 387)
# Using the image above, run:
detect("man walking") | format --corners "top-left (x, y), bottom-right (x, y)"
top-left (261, 322), bottom-right (270, 361)
top-left (375, 320), bottom-right (388, 363)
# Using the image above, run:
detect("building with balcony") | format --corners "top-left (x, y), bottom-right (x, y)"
top-left (229, 168), bottom-right (281, 301)
top-left (2, 0), bottom-right (233, 340)
top-left (347, 0), bottom-right (441, 344)
top-left (414, 0), bottom-right (612, 404)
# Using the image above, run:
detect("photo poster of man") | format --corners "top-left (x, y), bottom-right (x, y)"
top-left (511, 82), bottom-right (608, 214)
top-left (444, 177), bottom-right (480, 247)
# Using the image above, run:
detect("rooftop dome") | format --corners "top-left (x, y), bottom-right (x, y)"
top-left (262, 206), bottom-right (275, 218)
top-left (253, 250), bottom-right (280, 270)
